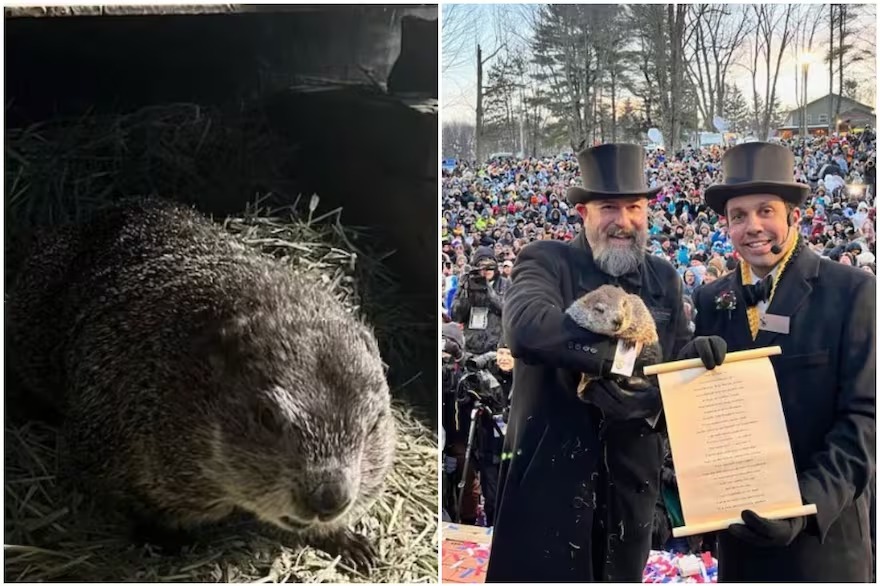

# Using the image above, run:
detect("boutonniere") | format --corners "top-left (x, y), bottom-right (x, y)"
top-left (714, 290), bottom-right (737, 318)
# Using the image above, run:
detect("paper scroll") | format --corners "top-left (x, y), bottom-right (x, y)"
top-left (644, 346), bottom-right (817, 538)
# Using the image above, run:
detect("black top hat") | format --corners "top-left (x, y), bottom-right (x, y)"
top-left (566, 143), bottom-right (661, 205)
top-left (704, 142), bottom-right (810, 216)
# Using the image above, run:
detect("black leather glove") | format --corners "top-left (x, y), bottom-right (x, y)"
top-left (677, 336), bottom-right (727, 370)
top-left (728, 509), bottom-right (806, 547)
top-left (580, 376), bottom-right (661, 421)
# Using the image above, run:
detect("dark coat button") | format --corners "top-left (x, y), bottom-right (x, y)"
top-left (574, 343), bottom-right (582, 351)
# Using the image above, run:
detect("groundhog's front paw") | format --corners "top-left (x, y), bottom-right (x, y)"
top-left (315, 528), bottom-right (378, 572)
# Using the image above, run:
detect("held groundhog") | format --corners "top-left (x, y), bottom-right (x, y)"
top-left (6, 197), bottom-right (395, 567)
top-left (565, 285), bottom-right (662, 400)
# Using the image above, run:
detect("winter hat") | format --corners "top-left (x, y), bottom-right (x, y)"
top-left (442, 323), bottom-right (464, 360)
top-left (471, 246), bottom-right (496, 266)
top-left (857, 251), bottom-right (876, 266)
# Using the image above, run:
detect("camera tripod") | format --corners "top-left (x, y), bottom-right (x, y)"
top-left (449, 392), bottom-right (506, 525)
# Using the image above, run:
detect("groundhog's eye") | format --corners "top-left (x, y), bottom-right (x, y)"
top-left (595, 306), bottom-right (605, 314)
top-left (256, 403), bottom-right (286, 436)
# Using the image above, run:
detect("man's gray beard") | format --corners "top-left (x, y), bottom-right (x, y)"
top-left (587, 227), bottom-right (648, 277)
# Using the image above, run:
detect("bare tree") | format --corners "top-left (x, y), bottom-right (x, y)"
top-left (828, 4), bottom-right (835, 132)
top-left (470, 6), bottom-right (511, 162)
top-left (475, 43), bottom-right (506, 162)
top-left (441, 4), bottom-right (476, 74)
top-left (480, 5), bottom-right (552, 157)
top-left (685, 4), bottom-right (753, 129)
top-left (441, 5), bottom-right (513, 162)
top-left (442, 122), bottom-right (476, 160)
top-left (837, 4), bottom-right (844, 124)
top-left (823, 4), bottom-right (874, 129)
top-left (747, 4), bottom-right (797, 139)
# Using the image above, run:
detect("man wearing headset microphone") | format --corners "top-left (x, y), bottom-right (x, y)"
top-left (691, 141), bottom-right (875, 582)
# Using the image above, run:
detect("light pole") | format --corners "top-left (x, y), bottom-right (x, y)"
top-left (798, 52), bottom-right (816, 137)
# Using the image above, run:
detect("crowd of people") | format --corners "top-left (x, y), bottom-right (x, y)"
top-left (440, 132), bottom-right (876, 567)
top-left (442, 134), bottom-right (876, 326)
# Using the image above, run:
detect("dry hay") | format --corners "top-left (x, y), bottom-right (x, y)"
top-left (5, 103), bottom-right (299, 231)
top-left (5, 5), bottom-right (241, 18)
top-left (4, 106), bottom-right (438, 582)
top-left (5, 405), bottom-right (438, 583)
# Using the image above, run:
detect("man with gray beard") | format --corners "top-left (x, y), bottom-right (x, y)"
top-left (486, 144), bottom-right (725, 582)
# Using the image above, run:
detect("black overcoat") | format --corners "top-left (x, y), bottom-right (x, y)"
top-left (692, 245), bottom-right (875, 582)
top-left (485, 234), bottom-right (691, 582)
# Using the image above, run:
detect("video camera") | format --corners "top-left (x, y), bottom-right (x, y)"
top-left (465, 350), bottom-right (496, 371)
top-left (456, 351), bottom-right (504, 412)
top-left (442, 324), bottom-right (465, 396)
top-left (464, 265), bottom-right (490, 291)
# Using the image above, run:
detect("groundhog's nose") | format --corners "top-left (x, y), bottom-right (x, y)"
top-left (613, 318), bottom-right (623, 330)
top-left (306, 474), bottom-right (353, 520)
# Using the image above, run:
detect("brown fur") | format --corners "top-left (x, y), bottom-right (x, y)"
top-left (565, 285), bottom-right (662, 399)
top-left (6, 197), bottom-right (395, 561)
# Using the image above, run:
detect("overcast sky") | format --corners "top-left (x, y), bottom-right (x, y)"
top-left (442, 3), bottom-right (877, 124)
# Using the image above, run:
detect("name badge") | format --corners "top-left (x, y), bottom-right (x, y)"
top-left (611, 339), bottom-right (643, 377)
top-left (759, 313), bottom-right (790, 334)
top-left (468, 307), bottom-right (489, 330)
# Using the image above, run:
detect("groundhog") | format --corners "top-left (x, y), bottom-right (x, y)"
top-left (6, 197), bottom-right (395, 568)
top-left (564, 285), bottom-right (662, 400)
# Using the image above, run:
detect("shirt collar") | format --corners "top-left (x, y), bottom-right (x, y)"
top-left (749, 262), bottom-right (781, 285)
